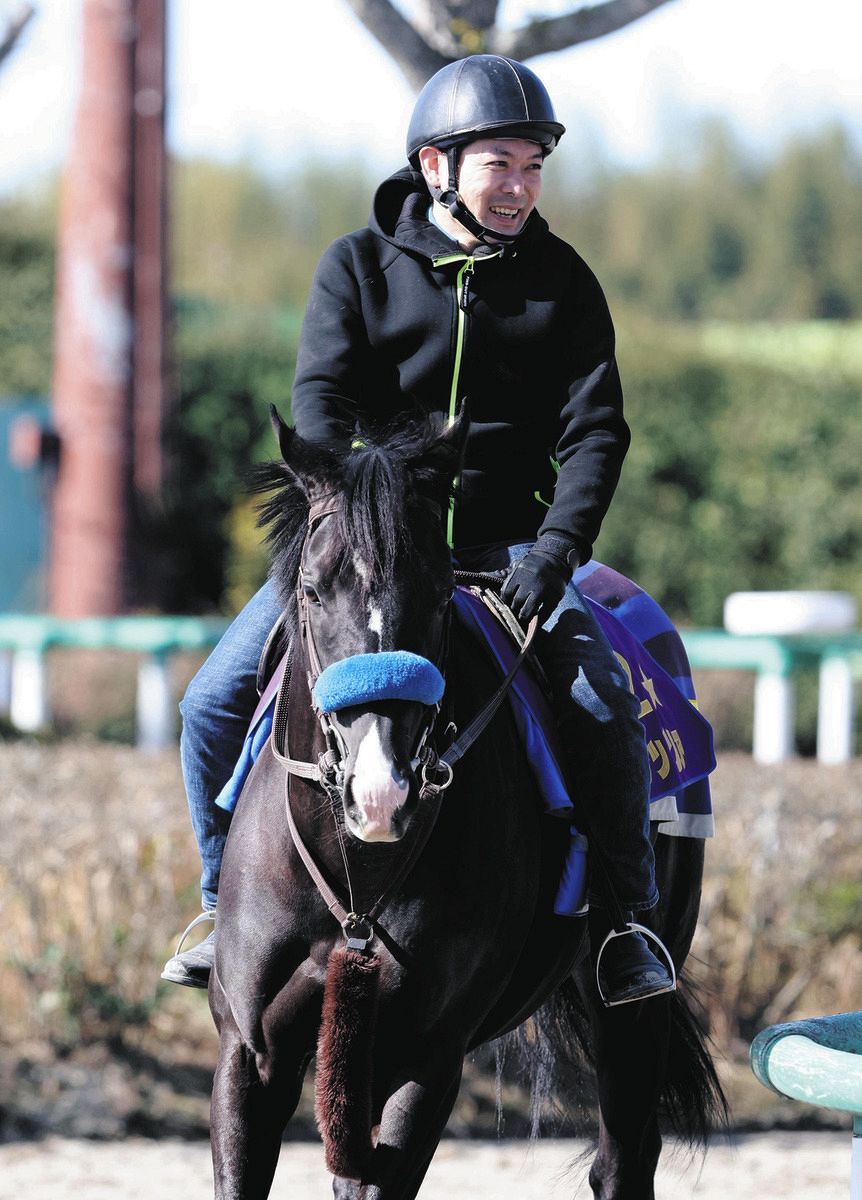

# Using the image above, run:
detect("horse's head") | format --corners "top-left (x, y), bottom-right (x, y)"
top-left (265, 407), bottom-right (465, 843)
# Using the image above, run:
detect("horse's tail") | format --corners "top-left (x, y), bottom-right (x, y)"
top-left (315, 946), bottom-right (382, 1180)
top-left (508, 970), bottom-right (728, 1145)
top-left (658, 976), bottom-right (730, 1145)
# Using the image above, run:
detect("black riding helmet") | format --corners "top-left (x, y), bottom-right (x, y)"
top-left (406, 55), bottom-right (566, 245)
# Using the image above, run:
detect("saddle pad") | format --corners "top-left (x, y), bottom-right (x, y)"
top-left (453, 586), bottom-right (715, 827)
top-left (575, 561), bottom-right (716, 838)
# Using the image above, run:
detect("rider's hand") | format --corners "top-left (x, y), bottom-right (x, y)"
top-left (500, 534), bottom-right (580, 627)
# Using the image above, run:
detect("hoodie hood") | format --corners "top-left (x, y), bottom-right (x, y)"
top-left (368, 167), bottom-right (548, 260)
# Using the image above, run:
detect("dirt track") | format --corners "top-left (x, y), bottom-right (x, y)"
top-left (0, 1133), bottom-right (852, 1199)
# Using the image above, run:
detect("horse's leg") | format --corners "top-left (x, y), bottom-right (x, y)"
top-left (331, 1045), bottom-right (465, 1200)
top-left (210, 975), bottom-right (321, 1200)
top-left (587, 832), bottom-right (706, 1199)
top-left (210, 1013), bottom-right (312, 1200)
top-left (587, 995), bottom-right (669, 1200)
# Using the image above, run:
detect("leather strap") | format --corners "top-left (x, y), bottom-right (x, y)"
top-left (436, 604), bottom-right (539, 769)
top-left (284, 777), bottom-right (351, 925)
top-left (307, 494), bottom-right (340, 524)
top-left (284, 771), bottom-right (446, 940)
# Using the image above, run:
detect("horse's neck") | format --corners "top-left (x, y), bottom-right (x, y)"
top-left (448, 623), bottom-right (494, 722)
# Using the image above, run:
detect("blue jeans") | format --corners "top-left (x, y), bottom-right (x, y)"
top-left (180, 545), bottom-right (657, 913)
top-left (180, 582), bottom-right (283, 910)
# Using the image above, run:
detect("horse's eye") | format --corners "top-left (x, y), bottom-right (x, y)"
top-left (303, 583), bottom-right (322, 606)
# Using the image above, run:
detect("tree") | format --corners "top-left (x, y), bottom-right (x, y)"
top-left (344, 0), bottom-right (674, 89)
top-left (50, 0), bottom-right (168, 616)
top-left (0, 3), bottom-right (34, 73)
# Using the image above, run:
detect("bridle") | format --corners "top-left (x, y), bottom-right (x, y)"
top-left (274, 492), bottom-right (452, 794)
top-left (273, 492), bottom-right (540, 953)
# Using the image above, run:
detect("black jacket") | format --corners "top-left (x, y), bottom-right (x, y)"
top-left (291, 168), bottom-right (629, 561)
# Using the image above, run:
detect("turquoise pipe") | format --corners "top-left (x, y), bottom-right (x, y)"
top-left (751, 1011), bottom-right (862, 1113)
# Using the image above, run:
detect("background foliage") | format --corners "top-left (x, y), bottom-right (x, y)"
top-left (604, 319), bottom-right (862, 624)
top-left (1, 122), bottom-right (860, 620)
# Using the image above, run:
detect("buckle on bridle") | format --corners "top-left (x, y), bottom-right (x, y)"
top-left (318, 747), bottom-right (341, 783)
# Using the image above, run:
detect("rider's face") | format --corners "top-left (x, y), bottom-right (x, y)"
top-left (421, 137), bottom-right (544, 246)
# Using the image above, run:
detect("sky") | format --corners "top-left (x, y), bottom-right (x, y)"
top-left (0, 0), bottom-right (861, 195)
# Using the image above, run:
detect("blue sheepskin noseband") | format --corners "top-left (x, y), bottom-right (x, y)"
top-left (312, 651), bottom-right (445, 714)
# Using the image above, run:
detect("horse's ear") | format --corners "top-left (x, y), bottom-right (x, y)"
top-left (269, 405), bottom-right (337, 494)
top-left (411, 406), bottom-right (469, 489)
top-left (270, 405), bottom-right (294, 463)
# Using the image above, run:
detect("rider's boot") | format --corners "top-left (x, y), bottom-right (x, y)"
top-left (588, 906), bottom-right (675, 1007)
top-left (160, 911), bottom-right (216, 989)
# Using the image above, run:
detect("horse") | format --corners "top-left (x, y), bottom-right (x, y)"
top-left (207, 409), bottom-right (725, 1200)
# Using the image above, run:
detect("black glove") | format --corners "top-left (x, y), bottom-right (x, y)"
top-left (500, 534), bottom-right (580, 627)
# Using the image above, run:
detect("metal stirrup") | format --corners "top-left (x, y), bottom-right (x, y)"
top-left (595, 922), bottom-right (677, 1008)
top-left (172, 910), bottom-right (216, 957)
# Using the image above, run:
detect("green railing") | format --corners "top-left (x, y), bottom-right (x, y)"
top-left (0, 614), bottom-right (230, 750)
top-left (752, 1012), bottom-right (862, 1198)
top-left (678, 629), bottom-right (862, 764)
top-left (0, 614), bottom-right (230, 653)
top-left (0, 616), bottom-right (860, 759)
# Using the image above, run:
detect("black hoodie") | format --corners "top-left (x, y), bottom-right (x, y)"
top-left (291, 168), bottom-right (629, 562)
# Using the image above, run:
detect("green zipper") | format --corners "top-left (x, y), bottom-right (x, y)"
top-left (431, 250), bottom-right (503, 547)
top-left (534, 457), bottom-right (561, 508)
top-left (449, 259), bottom-right (474, 426)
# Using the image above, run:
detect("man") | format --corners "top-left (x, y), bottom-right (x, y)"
top-left (163, 55), bottom-right (674, 1006)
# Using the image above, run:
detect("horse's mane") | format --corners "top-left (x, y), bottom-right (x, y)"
top-left (248, 462), bottom-right (309, 620)
top-left (249, 420), bottom-right (452, 619)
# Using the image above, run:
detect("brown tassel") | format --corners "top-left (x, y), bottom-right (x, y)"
top-left (315, 946), bottom-right (382, 1180)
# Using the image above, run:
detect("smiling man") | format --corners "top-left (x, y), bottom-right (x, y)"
top-left (419, 137), bottom-right (545, 242)
top-left (165, 55), bottom-right (674, 1008)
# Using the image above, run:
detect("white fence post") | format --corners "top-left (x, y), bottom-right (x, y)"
top-left (0, 649), bottom-right (11, 715)
top-left (726, 591), bottom-right (859, 765)
top-left (136, 654), bottom-right (174, 752)
top-left (753, 670), bottom-right (795, 764)
top-left (818, 653), bottom-right (855, 765)
top-left (10, 647), bottom-right (49, 731)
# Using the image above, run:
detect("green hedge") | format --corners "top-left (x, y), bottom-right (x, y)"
top-left (129, 308), bottom-right (862, 622)
top-left (161, 300), bottom-right (300, 611)
top-left (596, 320), bottom-right (862, 625)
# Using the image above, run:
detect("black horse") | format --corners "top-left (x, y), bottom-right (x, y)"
top-left (208, 411), bottom-right (724, 1200)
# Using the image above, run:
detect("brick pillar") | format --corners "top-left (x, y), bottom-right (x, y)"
top-left (50, 0), bottom-right (169, 616)
top-left (50, 0), bottom-right (135, 616)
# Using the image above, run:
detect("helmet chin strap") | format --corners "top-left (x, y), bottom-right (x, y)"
top-left (435, 145), bottom-right (521, 247)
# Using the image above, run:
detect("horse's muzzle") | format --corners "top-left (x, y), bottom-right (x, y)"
top-left (344, 774), bottom-right (414, 842)
top-left (343, 719), bottom-right (415, 843)
top-left (346, 797), bottom-right (407, 843)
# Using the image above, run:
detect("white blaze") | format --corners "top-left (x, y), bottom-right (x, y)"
top-left (351, 720), bottom-right (408, 842)
top-left (368, 603), bottom-right (384, 645)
